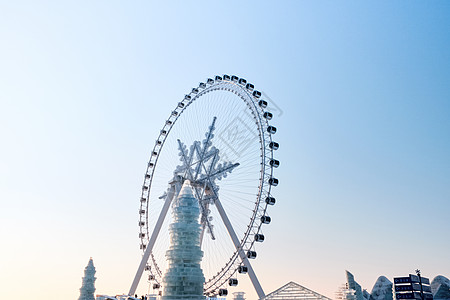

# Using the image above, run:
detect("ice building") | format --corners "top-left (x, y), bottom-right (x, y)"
top-left (162, 180), bottom-right (205, 300)
top-left (79, 258), bottom-right (96, 300)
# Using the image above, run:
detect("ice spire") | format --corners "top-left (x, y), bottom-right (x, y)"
top-left (346, 271), bottom-right (364, 300)
top-left (162, 180), bottom-right (205, 300)
top-left (78, 258), bottom-right (96, 300)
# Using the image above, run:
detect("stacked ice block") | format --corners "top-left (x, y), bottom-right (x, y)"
top-left (162, 180), bottom-right (205, 300)
top-left (78, 258), bottom-right (96, 300)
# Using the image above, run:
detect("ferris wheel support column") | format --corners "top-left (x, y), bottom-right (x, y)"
top-left (129, 181), bottom-right (180, 296)
top-left (214, 198), bottom-right (266, 299)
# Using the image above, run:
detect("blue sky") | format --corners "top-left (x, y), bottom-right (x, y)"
top-left (0, 1), bottom-right (449, 299)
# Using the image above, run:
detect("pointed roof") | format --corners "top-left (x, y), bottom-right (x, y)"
top-left (179, 180), bottom-right (194, 197)
top-left (263, 281), bottom-right (332, 300)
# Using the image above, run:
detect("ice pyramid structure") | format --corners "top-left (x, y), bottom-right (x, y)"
top-left (78, 258), bottom-right (96, 300)
top-left (263, 281), bottom-right (331, 300)
top-left (369, 276), bottom-right (393, 300)
top-left (162, 180), bottom-right (205, 300)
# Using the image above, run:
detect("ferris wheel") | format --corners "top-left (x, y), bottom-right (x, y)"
top-left (129, 75), bottom-right (280, 299)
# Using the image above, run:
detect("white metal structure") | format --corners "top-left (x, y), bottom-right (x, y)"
top-left (129, 75), bottom-right (280, 299)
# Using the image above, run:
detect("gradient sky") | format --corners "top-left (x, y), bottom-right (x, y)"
top-left (0, 1), bottom-right (449, 299)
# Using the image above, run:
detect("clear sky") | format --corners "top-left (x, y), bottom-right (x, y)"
top-left (0, 1), bottom-right (449, 299)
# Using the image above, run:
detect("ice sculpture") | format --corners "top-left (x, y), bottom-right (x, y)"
top-left (369, 276), bottom-right (392, 300)
top-left (432, 276), bottom-right (450, 300)
top-left (346, 271), bottom-right (365, 300)
top-left (175, 117), bottom-right (239, 240)
top-left (78, 258), bottom-right (96, 300)
top-left (434, 284), bottom-right (450, 300)
top-left (162, 180), bottom-right (205, 300)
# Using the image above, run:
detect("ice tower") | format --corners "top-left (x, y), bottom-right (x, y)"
top-left (162, 180), bottom-right (205, 300)
top-left (78, 258), bottom-right (96, 300)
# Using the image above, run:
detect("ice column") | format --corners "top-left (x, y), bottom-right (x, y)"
top-left (78, 258), bottom-right (96, 300)
top-left (162, 180), bottom-right (205, 300)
